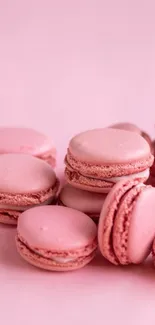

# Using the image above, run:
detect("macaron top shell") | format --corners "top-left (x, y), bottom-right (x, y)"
top-left (0, 127), bottom-right (55, 156)
top-left (69, 128), bottom-right (151, 164)
top-left (59, 184), bottom-right (107, 213)
top-left (0, 154), bottom-right (57, 193)
top-left (18, 206), bottom-right (97, 251)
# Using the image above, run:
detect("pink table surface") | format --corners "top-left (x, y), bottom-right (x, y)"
top-left (1, 1), bottom-right (155, 324)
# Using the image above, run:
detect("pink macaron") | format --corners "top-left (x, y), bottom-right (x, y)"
top-left (58, 184), bottom-right (107, 222)
top-left (98, 179), bottom-right (155, 265)
top-left (65, 128), bottom-right (153, 193)
top-left (147, 140), bottom-right (155, 186)
top-left (16, 205), bottom-right (97, 271)
top-left (152, 239), bottom-right (155, 265)
top-left (0, 154), bottom-right (59, 225)
top-left (109, 122), bottom-right (152, 149)
top-left (0, 127), bottom-right (56, 167)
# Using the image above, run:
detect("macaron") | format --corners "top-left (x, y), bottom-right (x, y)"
top-left (0, 127), bottom-right (56, 167)
top-left (58, 184), bottom-right (107, 222)
top-left (147, 140), bottom-right (155, 185)
top-left (16, 205), bottom-right (97, 271)
top-left (109, 122), bottom-right (152, 150)
top-left (65, 128), bottom-right (153, 193)
top-left (152, 239), bottom-right (155, 265)
top-left (98, 179), bottom-right (155, 265)
top-left (0, 154), bottom-right (59, 225)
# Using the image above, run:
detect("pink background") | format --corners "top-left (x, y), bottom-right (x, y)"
top-left (0, 1), bottom-right (155, 324)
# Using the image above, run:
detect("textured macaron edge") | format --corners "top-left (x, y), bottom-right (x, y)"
top-left (16, 235), bottom-right (97, 271)
top-left (65, 163), bottom-right (149, 194)
top-left (112, 183), bottom-right (147, 265)
top-left (65, 167), bottom-right (113, 193)
top-left (0, 210), bottom-right (20, 225)
top-left (0, 178), bottom-right (60, 206)
top-left (98, 179), bottom-right (143, 265)
top-left (65, 150), bottom-right (153, 178)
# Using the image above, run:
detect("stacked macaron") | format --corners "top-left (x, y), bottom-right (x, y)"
top-left (0, 127), bottom-right (59, 225)
top-left (59, 127), bottom-right (153, 223)
top-left (64, 128), bottom-right (152, 192)
top-left (0, 126), bottom-right (98, 271)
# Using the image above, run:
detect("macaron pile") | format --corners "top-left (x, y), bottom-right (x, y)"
top-left (62, 125), bottom-right (153, 222)
top-left (0, 124), bottom-right (155, 272)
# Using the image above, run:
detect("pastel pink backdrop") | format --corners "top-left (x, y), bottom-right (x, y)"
top-left (0, 1), bottom-right (155, 324)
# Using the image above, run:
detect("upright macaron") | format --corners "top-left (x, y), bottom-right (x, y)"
top-left (0, 154), bottom-right (59, 225)
top-left (16, 206), bottom-right (97, 271)
top-left (58, 184), bottom-right (107, 222)
top-left (98, 179), bottom-right (155, 265)
top-left (65, 128), bottom-right (153, 193)
top-left (0, 127), bottom-right (56, 167)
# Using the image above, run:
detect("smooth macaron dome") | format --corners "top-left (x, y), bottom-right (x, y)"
top-left (0, 154), bottom-right (59, 224)
top-left (65, 128), bottom-right (153, 193)
top-left (16, 206), bottom-right (97, 271)
top-left (98, 179), bottom-right (155, 265)
top-left (59, 184), bottom-right (107, 220)
top-left (0, 127), bottom-right (56, 167)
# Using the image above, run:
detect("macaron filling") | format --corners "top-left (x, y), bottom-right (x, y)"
top-left (16, 234), bottom-right (97, 266)
top-left (66, 150), bottom-right (153, 178)
top-left (66, 164), bottom-right (149, 183)
top-left (65, 165), bottom-right (149, 193)
top-left (101, 168), bottom-right (149, 183)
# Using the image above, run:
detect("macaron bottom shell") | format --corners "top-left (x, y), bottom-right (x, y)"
top-left (57, 200), bottom-right (100, 223)
top-left (16, 236), bottom-right (97, 271)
